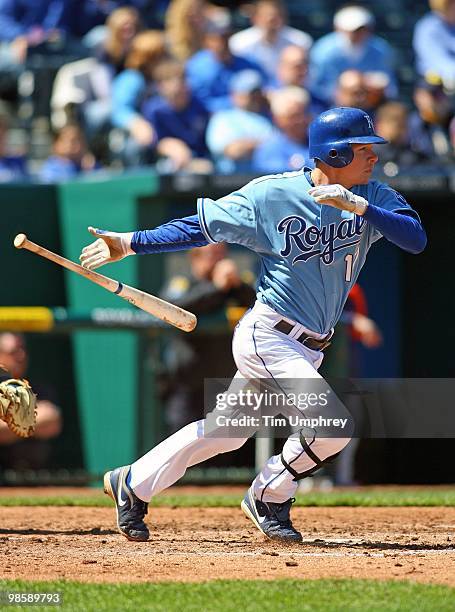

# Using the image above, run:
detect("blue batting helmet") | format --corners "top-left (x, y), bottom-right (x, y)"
top-left (308, 107), bottom-right (387, 168)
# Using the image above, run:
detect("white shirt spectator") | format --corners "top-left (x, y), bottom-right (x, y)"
top-left (229, 25), bottom-right (312, 80)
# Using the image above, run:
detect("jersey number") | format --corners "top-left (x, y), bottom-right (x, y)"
top-left (344, 253), bottom-right (353, 282)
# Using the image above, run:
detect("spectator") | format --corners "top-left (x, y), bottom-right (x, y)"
top-left (160, 243), bottom-right (256, 434)
top-left (344, 284), bottom-right (383, 357)
top-left (142, 59), bottom-right (212, 173)
top-left (409, 76), bottom-right (454, 160)
top-left (186, 10), bottom-right (265, 113)
top-left (333, 69), bottom-right (388, 117)
top-left (82, 3), bottom-right (141, 53)
top-left (252, 86), bottom-right (310, 173)
top-left (39, 123), bottom-right (97, 182)
top-left (363, 71), bottom-right (390, 114)
top-left (52, 7), bottom-right (143, 143)
top-left (334, 70), bottom-right (369, 111)
top-left (413, 0), bottom-right (455, 88)
top-left (50, 56), bottom-right (112, 136)
top-left (97, 6), bottom-right (141, 77)
top-left (374, 101), bottom-right (431, 169)
top-left (0, 332), bottom-right (62, 471)
top-left (111, 29), bottom-right (166, 165)
top-left (165, 0), bottom-right (207, 61)
top-left (272, 44), bottom-right (308, 87)
top-left (85, 6), bottom-right (142, 137)
top-left (0, 102), bottom-right (29, 182)
top-left (309, 5), bottom-right (397, 106)
top-left (229, 0), bottom-right (312, 80)
top-left (206, 69), bottom-right (273, 174)
top-left (268, 44), bottom-right (326, 115)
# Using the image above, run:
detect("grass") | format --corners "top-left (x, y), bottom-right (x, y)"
top-left (0, 488), bottom-right (454, 507)
top-left (1, 579), bottom-right (454, 612)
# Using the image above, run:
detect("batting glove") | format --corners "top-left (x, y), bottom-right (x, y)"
top-left (308, 184), bottom-right (369, 216)
top-left (79, 227), bottom-right (135, 270)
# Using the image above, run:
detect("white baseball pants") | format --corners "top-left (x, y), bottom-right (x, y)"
top-left (129, 301), bottom-right (352, 503)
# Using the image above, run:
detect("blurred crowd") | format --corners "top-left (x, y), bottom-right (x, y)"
top-left (0, 0), bottom-right (454, 180)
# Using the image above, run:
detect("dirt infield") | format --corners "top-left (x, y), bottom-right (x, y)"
top-left (0, 488), bottom-right (454, 585)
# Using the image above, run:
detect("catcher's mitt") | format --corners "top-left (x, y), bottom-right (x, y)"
top-left (0, 378), bottom-right (37, 438)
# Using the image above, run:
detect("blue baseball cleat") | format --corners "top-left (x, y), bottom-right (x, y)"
top-left (103, 465), bottom-right (149, 542)
top-left (241, 486), bottom-right (302, 543)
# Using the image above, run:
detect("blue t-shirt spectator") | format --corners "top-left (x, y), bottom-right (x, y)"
top-left (142, 93), bottom-right (209, 158)
top-left (39, 156), bottom-right (101, 182)
top-left (252, 130), bottom-right (309, 174)
top-left (186, 49), bottom-right (264, 113)
top-left (111, 68), bottom-right (149, 130)
top-left (0, 155), bottom-right (28, 181)
top-left (206, 107), bottom-right (273, 174)
top-left (39, 157), bottom-right (82, 182)
top-left (109, 30), bottom-right (166, 166)
top-left (413, 11), bottom-right (455, 83)
top-left (39, 123), bottom-right (98, 182)
top-left (206, 69), bottom-right (273, 174)
top-left (309, 32), bottom-right (396, 106)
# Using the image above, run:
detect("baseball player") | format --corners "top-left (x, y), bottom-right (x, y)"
top-left (80, 107), bottom-right (426, 543)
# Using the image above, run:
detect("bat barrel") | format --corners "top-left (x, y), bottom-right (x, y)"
top-left (14, 234), bottom-right (198, 333)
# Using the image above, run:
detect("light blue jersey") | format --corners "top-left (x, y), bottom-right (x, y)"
top-left (197, 168), bottom-right (416, 334)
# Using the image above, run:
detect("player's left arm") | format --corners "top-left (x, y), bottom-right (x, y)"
top-left (309, 184), bottom-right (427, 254)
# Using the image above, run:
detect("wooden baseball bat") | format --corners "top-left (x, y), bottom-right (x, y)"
top-left (13, 234), bottom-right (197, 332)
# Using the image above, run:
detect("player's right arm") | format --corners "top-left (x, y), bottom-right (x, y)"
top-left (79, 215), bottom-right (209, 270)
top-left (80, 180), bottom-right (266, 270)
